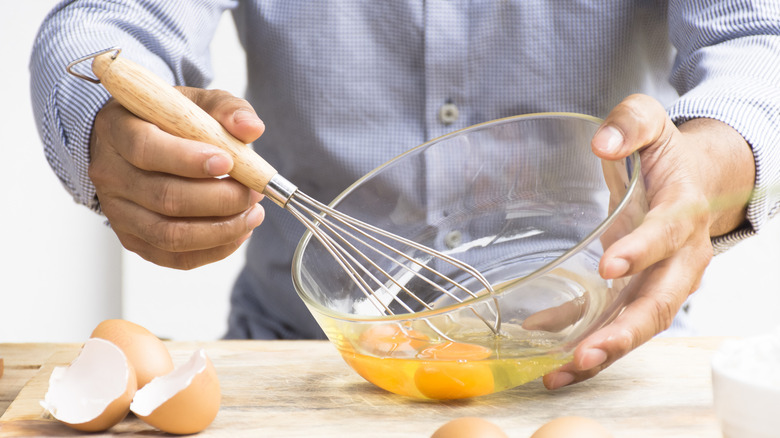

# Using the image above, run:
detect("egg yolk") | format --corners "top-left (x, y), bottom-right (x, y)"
top-left (414, 341), bottom-right (495, 400)
top-left (343, 332), bottom-right (497, 400)
top-left (342, 354), bottom-right (420, 397)
top-left (414, 362), bottom-right (495, 399)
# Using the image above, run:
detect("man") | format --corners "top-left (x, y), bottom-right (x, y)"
top-left (31, 1), bottom-right (779, 389)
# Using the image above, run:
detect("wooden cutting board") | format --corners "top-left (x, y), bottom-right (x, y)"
top-left (0, 338), bottom-right (723, 437)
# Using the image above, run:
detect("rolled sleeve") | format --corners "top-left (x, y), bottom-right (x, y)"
top-left (666, 1), bottom-right (780, 253)
top-left (30, 0), bottom-right (235, 212)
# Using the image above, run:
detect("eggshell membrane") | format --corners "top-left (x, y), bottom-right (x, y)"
top-left (91, 319), bottom-right (174, 388)
top-left (131, 349), bottom-right (220, 435)
top-left (531, 416), bottom-right (613, 438)
top-left (431, 417), bottom-right (509, 438)
top-left (41, 338), bottom-right (137, 432)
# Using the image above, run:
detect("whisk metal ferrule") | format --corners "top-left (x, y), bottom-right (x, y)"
top-left (265, 174), bottom-right (299, 207)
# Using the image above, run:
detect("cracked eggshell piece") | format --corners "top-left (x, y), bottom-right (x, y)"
top-left (91, 319), bottom-right (174, 388)
top-left (40, 338), bottom-right (137, 432)
top-left (131, 349), bottom-right (221, 435)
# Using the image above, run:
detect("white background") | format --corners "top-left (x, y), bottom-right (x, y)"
top-left (2, 1), bottom-right (778, 343)
top-left (1, 0), bottom-right (246, 342)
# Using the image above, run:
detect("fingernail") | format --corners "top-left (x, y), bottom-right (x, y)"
top-left (205, 154), bottom-right (232, 176)
top-left (593, 125), bottom-right (624, 155)
top-left (233, 109), bottom-right (263, 127)
top-left (578, 348), bottom-right (608, 370)
top-left (547, 372), bottom-right (575, 389)
top-left (603, 257), bottom-right (630, 279)
top-left (246, 205), bottom-right (264, 228)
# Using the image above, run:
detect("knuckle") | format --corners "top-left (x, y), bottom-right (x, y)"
top-left (157, 180), bottom-right (186, 216)
top-left (613, 327), bottom-right (639, 356)
top-left (203, 89), bottom-right (239, 113)
top-left (162, 222), bottom-right (190, 253)
top-left (660, 195), bottom-right (710, 254)
top-left (651, 297), bottom-right (678, 332)
top-left (87, 160), bottom-right (109, 185)
top-left (145, 220), bottom-right (191, 253)
top-left (128, 126), bottom-right (154, 168)
top-left (659, 219), bottom-right (686, 253)
top-left (615, 98), bottom-right (646, 122)
top-left (210, 180), bottom-right (253, 215)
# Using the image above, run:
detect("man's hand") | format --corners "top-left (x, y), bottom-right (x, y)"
top-left (89, 87), bottom-right (266, 269)
top-left (543, 94), bottom-right (756, 389)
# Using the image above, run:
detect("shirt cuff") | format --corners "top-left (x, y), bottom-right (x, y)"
top-left (666, 78), bottom-right (780, 254)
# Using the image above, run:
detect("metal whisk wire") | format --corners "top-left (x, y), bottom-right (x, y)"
top-left (287, 192), bottom-right (502, 335)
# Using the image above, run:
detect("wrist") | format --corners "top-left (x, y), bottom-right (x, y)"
top-left (677, 118), bottom-right (756, 237)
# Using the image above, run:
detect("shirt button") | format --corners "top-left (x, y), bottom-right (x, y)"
top-left (444, 230), bottom-right (462, 249)
top-left (438, 103), bottom-right (459, 125)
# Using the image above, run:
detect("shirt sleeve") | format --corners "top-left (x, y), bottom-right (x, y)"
top-left (665, 0), bottom-right (780, 254)
top-left (30, 0), bottom-right (236, 213)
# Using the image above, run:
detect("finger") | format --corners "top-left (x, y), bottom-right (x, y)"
top-left (591, 94), bottom-right (675, 160)
top-left (117, 230), bottom-right (254, 270)
top-left (178, 87), bottom-right (265, 144)
top-left (115, 164), bottom-right (263, 217)
top-left (141, 175), bottom-right (263, 218)
top-left (544, 246), bottom-right (708, 390)
top-left (600, 191), bottom-right (711, 279)
top-left (522, 296), bottom-right (587, 332)
top-left (96, 100), bottom-right (234, 177)
top-left (103, 197), bottom-right (265, 253)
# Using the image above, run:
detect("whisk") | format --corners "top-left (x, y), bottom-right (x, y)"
top-left (67, 47), bottom-right (501, 336)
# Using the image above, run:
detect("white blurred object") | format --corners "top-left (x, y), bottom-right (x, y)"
top-left (711, 328), bottom-right (780, 438)
top-left (0, 0), bottom-right (122, 343)
top-left (1, 2), bottom-right (243, 342)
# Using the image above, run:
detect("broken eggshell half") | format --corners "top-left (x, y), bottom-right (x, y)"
top-left (131, 348), bottom-right (221, 435)
top-left (41, 337), bottom-right (137, 432)
top-left (91, 318), bottom-right (174, 388)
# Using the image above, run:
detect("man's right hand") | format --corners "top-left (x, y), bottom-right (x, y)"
top-left (89, 87), bottom-right (266, 269)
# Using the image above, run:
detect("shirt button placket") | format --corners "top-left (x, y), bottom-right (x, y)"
top-left (424, 0), bottom-right (468, 139)
top-left (424, 0), bottom-right (469, 246)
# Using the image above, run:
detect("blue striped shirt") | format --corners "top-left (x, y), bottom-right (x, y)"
top-left (31, 1), bottom-right (780, 338)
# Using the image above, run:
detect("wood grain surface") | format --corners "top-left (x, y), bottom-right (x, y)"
top-left (0, 338), bottom-right (725, 437)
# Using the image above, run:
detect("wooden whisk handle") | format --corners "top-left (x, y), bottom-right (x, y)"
top-left (90, 52), bottom-right (278, 195)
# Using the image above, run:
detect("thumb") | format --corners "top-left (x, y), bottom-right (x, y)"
top-left (177, 86), bottom-right (265, 144)
top-left (591, 93), bottom-right (675, 160)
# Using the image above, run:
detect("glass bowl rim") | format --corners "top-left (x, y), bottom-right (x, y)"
top-left (291, 112), bottom-right (642, 323)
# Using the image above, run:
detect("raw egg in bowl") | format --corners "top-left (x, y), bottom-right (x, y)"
top-left (292, 113), bottom-right (647, 399)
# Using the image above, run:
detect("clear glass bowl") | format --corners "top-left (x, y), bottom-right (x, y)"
top-left (292, 113), bottom-right (647, 399)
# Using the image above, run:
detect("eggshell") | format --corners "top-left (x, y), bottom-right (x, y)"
top-left (531, 416), bottom-right (612, 438)
top-left (131, 349), bottom-right (221, 435)
top-left (41, 338), bottom-right (137, 432)
top-left (431, 417), bottom-right (508, 438)
top-left (91, 319), bottom-right (174, 388)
